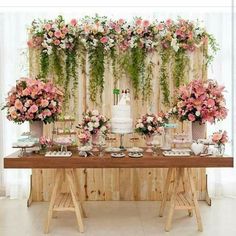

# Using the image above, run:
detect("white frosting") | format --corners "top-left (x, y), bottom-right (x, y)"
top-left (111, 105), bottom-right (133, 134)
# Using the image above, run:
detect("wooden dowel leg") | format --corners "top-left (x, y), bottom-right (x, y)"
top-left (165, 168), bottom-right (181, 232)
top-left (66, 169), bottom-right (84, 233)
top-left (187, 168), bottom-right (203, 232)
top-left (159, 168), bottom-right (173, 217)
top-left (44, 169), bottom-right (62, 234)
top-left (182, 168), bottom-right (193, 217)
top-left (72, 169), bottom-right (87, 218)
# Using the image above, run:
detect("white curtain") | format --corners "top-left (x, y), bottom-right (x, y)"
top-left (0, 6), bottom-right (234, 199)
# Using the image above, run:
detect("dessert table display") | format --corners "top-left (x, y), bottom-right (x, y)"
top-left (4, 151), bottom-right (233, 233)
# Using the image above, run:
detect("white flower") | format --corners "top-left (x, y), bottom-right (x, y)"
top-left (147, 116), bottom-right (153, 123)
top-left (88, 122), bottom-right (93, 127)
top-left (157, 117), bottom-right (163, 122)
top-left (101, 126), bottom-right (106, 132)
top-left (88, 126), bottom-right (93, 132)
top-left (147, 126), bottom-right (152, 131)
top-left (139, 123), bottom-right (144, 128)
top-left (138, 119), bottom-right (142, 123)
top-left (94, 122), bottom-right (99, 128)
top-left (195, 111), bottom-right (201, 116)
top-left (220, 101), bottom-right (225, 107)
top-left (92, 110), bottom-right (99, 116)
top-left (171, 38), bottom-right (179, 52)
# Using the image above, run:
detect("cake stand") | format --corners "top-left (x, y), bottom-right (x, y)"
top-left (112, 132), bottom-right (133, 151)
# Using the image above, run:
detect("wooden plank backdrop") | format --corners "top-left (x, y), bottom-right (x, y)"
top-left (29, 47), bottom-right (208, 201)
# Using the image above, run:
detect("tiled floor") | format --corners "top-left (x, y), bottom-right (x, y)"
top-left (0, 198), bottom-right (236, 236)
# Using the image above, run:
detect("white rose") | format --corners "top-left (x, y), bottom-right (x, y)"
top-left (88, 126), bottom-right (93, 132)
top-left (140, 123), bottom-right (144, 128)
top-left (157, 117), bottom-right (162, 122)
top-left (195, 111), bottom-right (201, 116)
top-left (147, 117), bottom-right (153, 123)
top-left (91, 116), bottom-right (97, 121)
top-left (138, 119), bottom-right (142, 123)
top-left (101, 126), bottom-right (106, 132)
top-left (88, 122), bottom-right (93, 127)
top-left (92, 110), bottom-right (99, 116)
top-left (94, 122), bottom-right (99, 128)
top-left (148, 126), bottom-right (152, 131)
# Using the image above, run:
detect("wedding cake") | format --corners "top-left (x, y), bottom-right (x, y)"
top-left (111, 90), bottom-right (133, 134)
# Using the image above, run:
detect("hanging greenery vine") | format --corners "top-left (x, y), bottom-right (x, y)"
top-left (173, 49), bottom-right (189, 87)
top-left (39, 51), bottom-right (49, 78)
top-left (159, 49), bottom-right (171, 105)
top-left (88, 42), bottom-right (105, 103)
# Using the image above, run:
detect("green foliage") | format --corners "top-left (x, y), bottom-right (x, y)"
top-left (173, 49), bottom-right (189, 87)
top-left (142, 61), bottom-right (153, 103)
top-left (52, 49), bottom-right (64, 86)
top-left (88, 42), bottom-right (105, 103)
top-left (160, 49), bottom-right (171, 105)
top-left (39, 51), bottom-right (49, 78)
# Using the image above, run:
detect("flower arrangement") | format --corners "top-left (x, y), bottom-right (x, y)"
top-left (39, 136), bottom-right (53, 149)
top-left (28, 15), bottom-right (219, 105)
top-left (135, 113), bottom-right (164, 137)
top-left (171, 79), bottom-right (228, 124)
top-left (212, 130), bottom-right (228, 146)
top-left (156, 111), bottom-right (171, 125)
top-left (2, 78), bottom-right (63, 124)
top-left (78, 110), bottom-right (110, 135)
top-left (78, 131), bottom-right (91, 145)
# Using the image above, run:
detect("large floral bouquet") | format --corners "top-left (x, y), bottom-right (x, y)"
top-left (157, 18), bottom-right (208, 52)
top-left (28, 15), bottom-right (78, 55)
top-left (2, 78), bottom-right (63, 124)
top-left (135, 113), bottom-right (164, 136)
top-left (78, 110), bottom-right (110, 135)
top-left (171, 79), bottom-right (227, 124)
top-left (212, 130), bottom-right (228, 146)
top-left (118, 17), bottom-right (158, 52)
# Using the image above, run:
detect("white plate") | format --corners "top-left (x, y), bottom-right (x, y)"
top-left (163, 151), bottom-right (190, 156)
top-left (111, 152), bottom-right (125, 158)
top-left (128, 153), bottom-right (143, 158)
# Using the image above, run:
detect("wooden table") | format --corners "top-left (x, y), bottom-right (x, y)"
top-left (4, 152), bottom-right (233, 233)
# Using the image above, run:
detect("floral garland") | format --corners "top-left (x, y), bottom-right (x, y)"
top-left (28, 15), bottom-right (79, 110)
top-left (28, 15), bottom-right (219, 106)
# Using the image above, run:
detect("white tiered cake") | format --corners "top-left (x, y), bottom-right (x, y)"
top-left (111, 90), bottom-right (133, 134)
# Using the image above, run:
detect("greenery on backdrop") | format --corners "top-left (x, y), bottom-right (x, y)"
top-left (28, 15), bottom-right (219, 107)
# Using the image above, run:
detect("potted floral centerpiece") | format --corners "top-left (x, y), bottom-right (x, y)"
top-left (135, 113), bottom-right (164, 152)
top-left (78, 131), bottom-right (91, 146)
top-left (78, 110), bottom-right (110, 146)
top-left (2, 77), bottom-right (63, 138)
top-left (39, 136), bottom-right (52, 153)
top-left (171, 79), bottom-right (227, 140)
top-left (212, 130), bottom-right (228, 156)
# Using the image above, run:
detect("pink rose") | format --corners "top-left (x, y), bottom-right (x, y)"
top-left (212, 133), bottom-right (222, 142)
top-left (54, 39), bottom-right (60, 45)
top-left (54, 30), bottom-right (62, 38)
top-left (27, 39), bottom-right (34, 48)
top-left (157, 23), bottom-right (164, 31)
top-left (70, 18), bottom-right (77, 26)
top-left (188, 113), bottom-right (196, 122)
top-left (42, 109), bottom-right (52, 117)
top-left (100, 36), bottom-right (108, 44)
top-left (41, 99), bottom-right (49, 108)
top-left (166, 19), bottom-right (172, 26)
top-left (136, 28), bottom-right (143, 34)
top-left (135, 18), bottom-right (142, 26)
top-left (118, 19), bottom-right (125, 25)
top-left (15, 99), bottom-right (23, 110)
top-left (29, 104), bottom-right (38, 113)
top-left (44, 23), bottom-right (52, 31)
top-left (143, 20), bottom-right (150, 27)
top-left (207, 99), bottom-right (215, 107)
top-left (115, 26), bottom-right (121, 33)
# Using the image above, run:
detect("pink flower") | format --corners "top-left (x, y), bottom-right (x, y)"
top-left (143, 20), bottom-right (150, 27)
top-left (29, 104), bottom-right (38, 113)
top-left (70, 18), bottom-right (77, 26)
top-left (212, 133), bottom-right (222, 142)
top-left (27, 39), bottom-right (34, 48)
top-left (114, 26), bottom-right (121, 33)
top-left (44, 23), bottom-right (52, 31)
top-left (136, 28), bottom-right (143, 34)
top-left (118, 19), bottom-right (125, 25)
top-left (54, 30), bottom-right (62, 38)
top-left (166, 19), bottom-right (172, 26)
top-left (135, 18), bottom-right (142, 26)
top-left (157, 23), bottom-right (164, 31)
top-left (54, 39), bottom-right (60, 45)
top-left (15, 99), bottom-right (23, 110)
top-left (100, 36), bottom-right (108, 44)
top-left (42, 109), bottom-right (52, 117)
top-left (41, 99), bottom-right (49, 107)
top-left (188, 113), bottom-right (196, 121)
top-left (207, 99), bottom-right (215, 107)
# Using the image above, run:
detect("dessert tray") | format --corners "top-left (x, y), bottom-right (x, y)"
top-left (12, 141), bottom-right (36, 148)
top-left (111, 152), bottom-right (125, 158)
top-left (163, 150), bottom-right (191, 156)
top-left (128, 152), bottom-right (143, 158)
top-left (45, 151), bottom-right (72, 157)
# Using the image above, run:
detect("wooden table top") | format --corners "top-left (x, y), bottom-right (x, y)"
top-left (4, 151), bottom-right (234, 169)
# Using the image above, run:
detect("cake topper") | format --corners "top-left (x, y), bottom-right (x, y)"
top-left (118, 88), bottom-right (130, 105)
